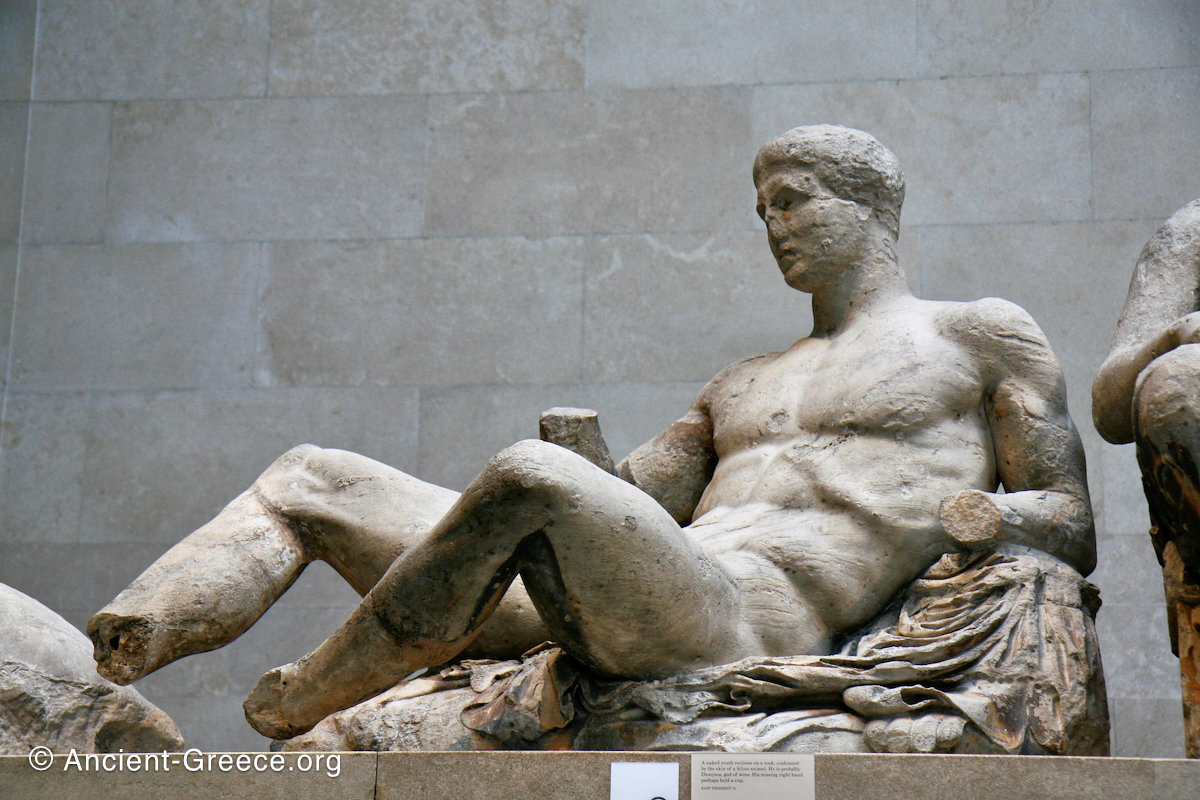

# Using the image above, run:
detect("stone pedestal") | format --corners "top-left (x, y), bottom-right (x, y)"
top-left (2, 752), bottom-right (1196, 800)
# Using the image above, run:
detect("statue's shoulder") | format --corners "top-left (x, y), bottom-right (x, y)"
top-left (1158, 197), bottom-right (1200, 238)
top-left (1137, 198), bottom-right (1200, 281)
top-left (697, 352), bottom-right (779, 408)
top-left (934, 296), bottom-right (1051, 353)
top-left (931, 297), bottom-right (1060, 391)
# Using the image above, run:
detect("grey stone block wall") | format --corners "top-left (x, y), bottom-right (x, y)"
top-left (0, 0), bottom-right (1196, 756)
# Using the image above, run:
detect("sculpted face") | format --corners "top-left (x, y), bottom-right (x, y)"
top-left (755, 165), bottom-right (875, 292)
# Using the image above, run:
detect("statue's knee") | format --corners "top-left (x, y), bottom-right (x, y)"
top-left (484, 439), bottom-right (573, 493)
top-left (1135, 346), bottom-right (1200, 441)
top-left (276, 443), bottom-right (322, 467)
top-left (252, 444), bottom-right (328, 511)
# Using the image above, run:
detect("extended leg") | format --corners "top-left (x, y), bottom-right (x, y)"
top-left (243, 439), bottom-right (749, 738)
top-left (88, 444), bottom-right (547, 685)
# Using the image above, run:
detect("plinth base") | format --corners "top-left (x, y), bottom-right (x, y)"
top-left (2, 751), bottom-right (1195, 800)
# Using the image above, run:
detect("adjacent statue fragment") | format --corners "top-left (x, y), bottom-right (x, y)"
top-left (1093, 199), bottom-right (1200, 757)
top-left (0, 583), bottom-right (183, 755)
top-left (89, 125), bottom-right (1107, 754)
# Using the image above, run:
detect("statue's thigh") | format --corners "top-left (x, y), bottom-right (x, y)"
top-left (489, 442), bottom-right (746, 677)
top-left (1134, 346), bottom-right (1200, 558)
top-left (1135, 345), bottom-right (1200, 452)
top-left (256, 444), bottom-right (554, 656)
top-left (255, 445), bottom-right (460, 591)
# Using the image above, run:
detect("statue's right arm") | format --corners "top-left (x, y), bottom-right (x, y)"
top-left (1093, 201), bottom-right (1200, 444)
top-left (616, 406), bottom-right (716, 524)
top-left (615, 357), bottom-right (766, 524)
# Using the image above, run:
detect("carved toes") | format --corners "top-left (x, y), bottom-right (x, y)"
top-left (863, 712), bottom-right (964, 754)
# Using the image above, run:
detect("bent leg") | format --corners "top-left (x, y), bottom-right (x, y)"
top-left (1134, 344), bottom-right (1200, 756)
top-left (1134, 345), bottom-right (1200, 571)
top-left (89, 444), bottom-right (547, 685)
top-left (244, 439), bottom-right (749, 739)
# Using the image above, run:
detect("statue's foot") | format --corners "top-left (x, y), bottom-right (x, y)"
top-left (863, 713), bottom-right (964, 753)
top-left (87, 612), bottom-right (164, 685)
top-left (244, 664), bottom-right (320, 739)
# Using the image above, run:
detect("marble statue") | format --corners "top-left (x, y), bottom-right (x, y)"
top-left (1093, 198), bottom-right (1200, 757)
top-left (88, 125), bottom-right (1107, 754)
top-left (0, 583), bottom-right (183, 755)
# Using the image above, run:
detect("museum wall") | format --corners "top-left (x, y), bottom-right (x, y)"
top-left (0, 0), bottom-right (1197, 755)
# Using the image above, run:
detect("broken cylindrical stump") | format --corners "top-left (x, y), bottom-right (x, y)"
top-left (538, 407), bottom-right (616, 474)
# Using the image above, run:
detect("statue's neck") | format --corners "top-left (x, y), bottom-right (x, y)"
top-left (809, 246), bottom-right (910, 337)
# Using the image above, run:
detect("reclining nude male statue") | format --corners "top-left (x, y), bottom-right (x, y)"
top-left (89, 125), bottom-right (1108, 754)
top-left (1093, 199), bottom-right (1200, 756)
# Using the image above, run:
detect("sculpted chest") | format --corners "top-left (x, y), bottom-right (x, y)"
top-left (710, 325), bottom-right (984, 451)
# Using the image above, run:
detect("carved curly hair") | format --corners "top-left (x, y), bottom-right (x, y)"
top-left (753, 124), bottom-right (905, 239)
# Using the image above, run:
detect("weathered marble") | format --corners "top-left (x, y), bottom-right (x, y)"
top-left (538, 408), bottom-right (614, 474)
top-left (417, 382), bottom-right (707, 491)
top-left (1093, 199), bottom-right (1200, 757)
top-left (0, 583), bottom-right (182, 754)
top-left (89, 126), bottom-right (1105, 755)
top-left (284, 545), bottom-right (1106, 755)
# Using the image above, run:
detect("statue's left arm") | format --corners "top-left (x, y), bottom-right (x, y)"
top-left (1092, 200), bottom-right (1200, 444)
top-left (940, 298), bottom-right (1096, 576)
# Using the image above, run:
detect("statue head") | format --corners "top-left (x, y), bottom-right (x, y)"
top-left (753, 125), bottom-right (905, 240)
